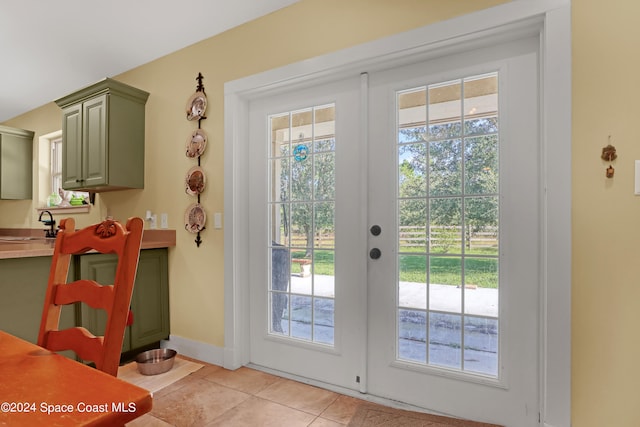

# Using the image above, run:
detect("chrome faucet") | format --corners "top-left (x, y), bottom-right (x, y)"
top-left (38, 210), bottom-right (57, 238)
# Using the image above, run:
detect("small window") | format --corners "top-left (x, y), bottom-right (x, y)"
top-left (48, 136), bottom-right (89, 207)
top-left (51, 137), bottom-right (62, 195)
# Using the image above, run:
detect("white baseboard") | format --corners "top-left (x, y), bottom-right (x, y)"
top-left (161, 334), bottom-right (224, 366)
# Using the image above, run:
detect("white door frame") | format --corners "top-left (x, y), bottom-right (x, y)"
top-left (223, 2), bottom-right (571, 426)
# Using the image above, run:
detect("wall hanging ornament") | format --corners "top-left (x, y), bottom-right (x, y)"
top-left (186, 76), bottom-right (207, 122)
top-left (601, 136), bottom-right (617, 179)
top-left (185, 166), bottom-right (206, 196)
top-left (185, 203), bottom-right (206, 234)
top-left (186, 129), bottom-right (207, 158)
top-left (184, 73), bottom-right (207, 246)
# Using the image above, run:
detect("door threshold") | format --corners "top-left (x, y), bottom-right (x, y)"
top-left (246, 362), bottom-right (454, 418)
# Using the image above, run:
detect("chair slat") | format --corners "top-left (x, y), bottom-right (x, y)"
top-left (53, 280), bottom-right (114, 311)
top-left (44, 327), bottom-right (105, 364)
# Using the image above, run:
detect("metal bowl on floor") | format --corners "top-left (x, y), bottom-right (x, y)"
top-left (135, 348), bottom-right (177, 375)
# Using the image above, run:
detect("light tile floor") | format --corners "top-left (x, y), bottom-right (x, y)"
top-left (127, 358), bottom-right (371, 426)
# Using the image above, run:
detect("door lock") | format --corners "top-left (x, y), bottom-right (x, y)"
top-left (370, 225), bottom-right (382, 236)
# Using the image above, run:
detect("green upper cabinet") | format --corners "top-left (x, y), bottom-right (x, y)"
top-left (55, 78), bottom-right (149, 192)
top-left (0, 125), bottom-right (33, 199)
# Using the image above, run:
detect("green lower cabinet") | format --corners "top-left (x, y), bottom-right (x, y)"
top-left (76, 249), bottom-right (169, 354)
top-left (129, 249), bottom-right (170, 349)
top-left (0, 256), bottom-right (75, 343)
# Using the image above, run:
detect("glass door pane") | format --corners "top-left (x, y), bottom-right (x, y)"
top-left (396, 73), bottom-right (500, 377)
top-left (268, 104), bottom-right (336, 346)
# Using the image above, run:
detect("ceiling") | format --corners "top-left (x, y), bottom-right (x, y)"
top-left (0, 0), bottom-right (300, 123)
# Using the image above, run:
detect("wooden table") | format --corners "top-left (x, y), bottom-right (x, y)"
top-left (0, 330), bottom-right (152, 426)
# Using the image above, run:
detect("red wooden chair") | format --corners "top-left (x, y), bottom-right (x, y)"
top-left (37, 217), bottom-right (144, 376)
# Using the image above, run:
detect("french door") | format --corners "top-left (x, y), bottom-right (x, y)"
top-left (248, 76), bottom-right (367, 390)
top-left (248, 36), bottom-right (540, 426)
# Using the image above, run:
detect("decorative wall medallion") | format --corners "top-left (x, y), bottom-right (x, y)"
top-left (186, 129), bottom-right (208, 158)
top-left (184, 203), bottom-right (206, 233)
top-left (185, 166), bottom-right (206, 196)
top-left (186, 91), bottom-right (207, 121)
top-left (601, 144), bottom-right (617, 162)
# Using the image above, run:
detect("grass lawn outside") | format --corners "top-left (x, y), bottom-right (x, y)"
top-left (290, 247), bottom-right (498, 289)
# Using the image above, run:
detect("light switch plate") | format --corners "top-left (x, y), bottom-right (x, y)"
top-left (635, 161), bottom-right (640, 195)
top-left (214, 212), bottom-right (222, 229)
top-left (160, 213), bottom-right (168, 229)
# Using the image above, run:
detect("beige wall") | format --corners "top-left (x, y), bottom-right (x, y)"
top-left (8, 0), bottom-right (636, 425)
top-left (572, 1), bottom-right (640, 426)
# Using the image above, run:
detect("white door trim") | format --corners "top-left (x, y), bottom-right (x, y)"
top-left (224, 2), bottom-right (571, 426)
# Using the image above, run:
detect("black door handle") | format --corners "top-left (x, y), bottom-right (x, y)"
top-left (369, 248), bottom-right (381, 260)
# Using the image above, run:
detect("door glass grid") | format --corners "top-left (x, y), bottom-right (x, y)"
top-left (397, 73), bottom-right (499, 377)
top-left (268, 104), bottom-right (336, 346)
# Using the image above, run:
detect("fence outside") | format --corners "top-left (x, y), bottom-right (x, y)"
top-left (278, 225), bottom-right (496, 251)
top-left (400, 225), bottom-right (498, 251)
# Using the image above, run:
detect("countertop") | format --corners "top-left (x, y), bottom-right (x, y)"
top-left (0, 228), bottom-right (176, 260)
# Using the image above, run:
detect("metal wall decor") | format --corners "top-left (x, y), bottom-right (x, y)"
top-left (601, 136), bottom-right (617, 179)
top-left (184, 73), bottom-right (207, 246)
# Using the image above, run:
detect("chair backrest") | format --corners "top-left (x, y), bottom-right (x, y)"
top-left (37, 217), bottom-right (144, 376)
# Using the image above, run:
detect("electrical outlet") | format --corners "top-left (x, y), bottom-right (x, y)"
top-left (160, 213), bottom-right (168, 229)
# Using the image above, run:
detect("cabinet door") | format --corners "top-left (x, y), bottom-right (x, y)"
top-left (77, 249), bottom-right (169, 353)
top-left (0, 256), bottom-right (75, 344)
top-left (129, 249), bottom-right (170, 349)
top-left (83, 94), bottom-right (108, 188)
top-left (0, 132), bottom-right (33, 199)
top-left (77, 253), bottom-right (131, 353)
top-left (61, 103), bottom-right (84, 190)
